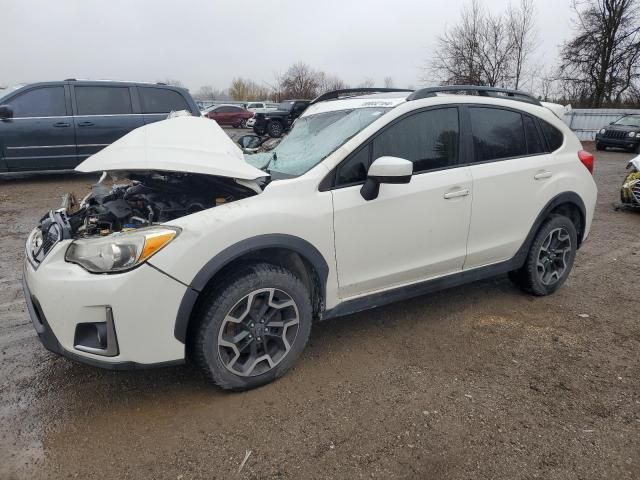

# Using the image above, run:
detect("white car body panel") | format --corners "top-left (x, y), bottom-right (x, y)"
top-left (148, 167), bottom-right (341, 308)
top-left (332, 167), bottom-right (472, 298)
top-left (463, 105), bottom-right (594, 267)
top-left (23, 91), bottom-right (598, 367)
top-left (76, 116), bottom-right (266, 180)
top-left (23, 245), bottom-right (186, 364)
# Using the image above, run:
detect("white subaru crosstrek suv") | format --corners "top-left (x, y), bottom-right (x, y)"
top-left (23, 86), bottom-right (597, 390)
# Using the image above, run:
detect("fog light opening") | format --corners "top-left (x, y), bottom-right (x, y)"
top-left (73, 306), bottom-right (119, 357)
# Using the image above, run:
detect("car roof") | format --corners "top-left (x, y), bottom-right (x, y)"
top-left (7, 80), bottom-right (189, 91)
top-left (302, 90), bottom-right (565, 122)
top-left (301, 92), bottom-right (408, 117)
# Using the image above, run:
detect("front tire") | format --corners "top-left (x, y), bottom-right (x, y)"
top-left (509, 214), bottom-right (578, 296)
top-left (267, 120), bottom-right (284, 138)
top-left (596, 141), bottom-right (604, 151)
top-left (191, 263), bottom-right (312, 391)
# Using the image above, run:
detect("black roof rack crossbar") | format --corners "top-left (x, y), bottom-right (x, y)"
top-left (310, 88), bottom-right (414, 106)
top-left (407, 85), bottom-right (541, 106)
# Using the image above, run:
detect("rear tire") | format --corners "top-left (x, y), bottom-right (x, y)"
top-left (191, 263), bottom-right (312, 391)
top-left (508, 214), bottom-right (578, 296)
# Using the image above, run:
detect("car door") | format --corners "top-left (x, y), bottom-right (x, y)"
top-left (138, 86), bottom-right (191, 125)
top-left (208, 106), bottom-right (227, 124)
top-left (463, 106), bottom-right (562, 269)
top-left (331, 107), bottom-right (473, 299)
top-left (72, 85), bottom-right (144, 162)
top-left (0, 85), bottom-right (76, 171)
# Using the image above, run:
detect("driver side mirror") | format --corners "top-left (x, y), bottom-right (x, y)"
top-left (0, 105), bottom-right (13, 119)
top-left (360, 156), bottom-right (413, 201)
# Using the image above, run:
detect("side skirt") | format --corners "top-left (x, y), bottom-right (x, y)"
top-left (321, 257), bottom-right (521, 321)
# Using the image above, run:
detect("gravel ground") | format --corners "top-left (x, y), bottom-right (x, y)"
top-left (1, 138), bottom-right (639, 480)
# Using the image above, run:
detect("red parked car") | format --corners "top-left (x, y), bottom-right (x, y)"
top-left (204, 104), bottom-right (254, 128)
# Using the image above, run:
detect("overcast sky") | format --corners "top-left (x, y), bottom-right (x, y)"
top-left (2, 0), bottom-right (574, 92)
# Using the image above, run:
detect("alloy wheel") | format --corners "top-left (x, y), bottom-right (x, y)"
top-left (217, 288), bottom-right (300, 377)
top-left (536, 227), bottom-right (572, 286)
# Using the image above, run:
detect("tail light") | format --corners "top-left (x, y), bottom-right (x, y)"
top-left (578, 150), bottom-right (594, 174)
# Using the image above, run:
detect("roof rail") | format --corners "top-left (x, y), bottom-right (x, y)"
top-left (407, 85), bottom-right (541, 106)
top-left (310, 88), bottom-right (414, 106)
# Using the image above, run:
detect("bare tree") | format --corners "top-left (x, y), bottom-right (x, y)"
top-left (428, 0), bottom-right (485, 85)
top-left (280, 62), bottom-right (321, 98)
top-left (317, 72), bottom-right (349, 94)
top-left (427, 0), bottom-right (539, 89)
top-left (357, 77), bottom-right (375, 88)
top-left (477, 11), bottom-right (515, 86)
top-left (383, 76), bottom-right (395, 88)
top-left (507, 0), bottom-right (538, 89)
top-left (559, 0), bottom-right (640, 107)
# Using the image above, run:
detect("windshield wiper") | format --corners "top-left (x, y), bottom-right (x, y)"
top-left (264, 151), bottom-right (277, 173)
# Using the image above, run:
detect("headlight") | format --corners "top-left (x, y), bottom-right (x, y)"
top-left (599, 128), bottom-right (606, 134)
top-left (628, 131), bottom-right (636, 138)
top-left (65, 226), bottom-right (180, 273)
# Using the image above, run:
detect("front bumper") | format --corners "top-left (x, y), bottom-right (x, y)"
top-left (23, 239), bottom-right (187, 368)
top-left (596, 134), bottom-right (639, 150)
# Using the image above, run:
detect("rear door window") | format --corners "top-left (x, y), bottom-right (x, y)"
top-left (75, 86), bottom-right (132, 115)
top-left (523, 115), bottom-right (545, 155)
top-left (469, 107), bottom-right (526, 162)
top-left (9, 86), bottom-right (66, 117)
top-left (140, 88), bottom-right (189, 114)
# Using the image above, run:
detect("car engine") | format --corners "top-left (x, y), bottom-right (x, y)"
top-left (62, 171), bottom-right (257, 238)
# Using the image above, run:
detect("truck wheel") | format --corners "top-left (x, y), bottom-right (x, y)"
top-left (596, 142), bottom-right (604, 151)
top-left (267, 121), bottom-right (284, 138)
top-left (191, 263), bottom-right (312, 391)
top-left (508, 214), bottom-right (578, 296)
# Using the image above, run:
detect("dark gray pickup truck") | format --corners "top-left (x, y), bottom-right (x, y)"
top-left (0, 80), bottom-right (200, 172)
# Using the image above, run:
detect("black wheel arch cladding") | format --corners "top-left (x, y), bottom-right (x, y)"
top-left (173, 234), bottom-right (329, 343)
top-left (172, 192), bottom-right (586, 343)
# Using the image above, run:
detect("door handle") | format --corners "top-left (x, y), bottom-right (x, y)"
top-left (443, 188), bottom-right (470, 199)
top-left (53, 121), bottom-right (70, 128)
top-left (534, 171), bottom-right (552, 180)
top-left (77, 121), bottom-right (94, 127)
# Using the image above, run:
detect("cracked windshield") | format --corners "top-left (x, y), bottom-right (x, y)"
top-left (245, 107), bottom-right (390, 177)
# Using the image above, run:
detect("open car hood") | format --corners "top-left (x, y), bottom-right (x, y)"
top-left (75, 116), bottom-right (267, 180)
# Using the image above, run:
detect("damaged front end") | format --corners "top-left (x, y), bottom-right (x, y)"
top-left (27, 170), bottom-right (259, 271)
top-left (63, 170), bottom-right (257, 238)
top-left (26, 116), bottom-right (269, 271)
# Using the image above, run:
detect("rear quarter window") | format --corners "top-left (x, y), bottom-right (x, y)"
top-left (539, 120), bottom-right (564, 151)
top-left (140, 88), bottom-right (189, 114)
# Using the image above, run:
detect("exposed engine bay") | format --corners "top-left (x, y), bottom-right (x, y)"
top-left (59, 171), bottom-right (258, 238)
